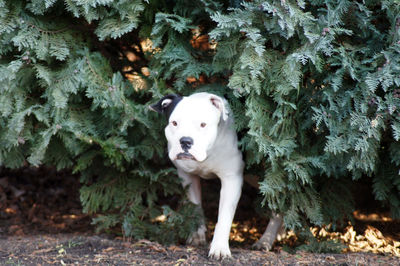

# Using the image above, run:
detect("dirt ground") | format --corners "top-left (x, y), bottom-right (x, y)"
top-left (2, 234), bottom-right (399, 265)
top-left (1, 167), bottom-right (399, 265)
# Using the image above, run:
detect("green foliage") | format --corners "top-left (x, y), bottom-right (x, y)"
top-left (1, 0), bottom-right (400, 250)
top-left (208, 0), bottom-right (400, 228)
top-left (0, 0), bottom-right (199, 242)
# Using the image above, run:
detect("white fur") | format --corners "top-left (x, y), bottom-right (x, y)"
top-left (165, 92), bottom-right (244, 259)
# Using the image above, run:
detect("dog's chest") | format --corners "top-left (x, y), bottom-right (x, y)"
top-left (173, 160), bottom-right (218, 179)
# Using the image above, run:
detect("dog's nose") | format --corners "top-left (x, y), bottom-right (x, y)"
top-left (180, 137), bottom-right (193, 151)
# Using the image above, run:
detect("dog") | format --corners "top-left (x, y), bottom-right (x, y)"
top-left (150, 92), bottom-right (244, 259)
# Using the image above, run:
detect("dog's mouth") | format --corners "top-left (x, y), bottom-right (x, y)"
top-left (176, 152), bottom-right (197, 161)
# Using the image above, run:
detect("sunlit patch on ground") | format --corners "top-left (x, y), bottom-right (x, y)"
top-left (206, 212), bottom-right (400, 257)
top-left (307, 211), bottom-right (400, 256)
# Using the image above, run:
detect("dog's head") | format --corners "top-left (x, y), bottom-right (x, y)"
top-left (150, 92), bottom-right (228, 162)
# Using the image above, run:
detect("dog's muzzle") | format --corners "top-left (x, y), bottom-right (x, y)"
top-left (177, 152), bottom-right (196, 160)
top-left (180, 136), bottom-right (193, 151)
top-left (177, 137), bottom-right (196, 160)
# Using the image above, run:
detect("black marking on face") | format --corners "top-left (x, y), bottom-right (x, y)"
top-left (149, 94), bottom-right (182, 119)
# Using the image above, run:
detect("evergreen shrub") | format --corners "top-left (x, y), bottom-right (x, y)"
top-left (1, 0), bottom-right (399, 243)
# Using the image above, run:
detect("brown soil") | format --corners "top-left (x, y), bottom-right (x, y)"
top-left (1, 167), bottom-right (399, 265)
top-left (2, 234), bottom-right (399, 265)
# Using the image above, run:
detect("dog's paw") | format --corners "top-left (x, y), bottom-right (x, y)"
top-left (208, 242), bottom-right (231, 260)
top-left (252, 240), bottom-right (272, 251)
top-left (187, 225), bottom-right (206, 246)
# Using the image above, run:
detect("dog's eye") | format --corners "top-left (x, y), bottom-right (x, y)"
top-left (200, 122), bottom-right (206, 128)
top-left (172, 121), bottom-right (178, 126)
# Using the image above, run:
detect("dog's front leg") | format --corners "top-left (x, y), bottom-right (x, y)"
top-left (178, 169), bottom-right (206, 246)
top-left (209, 175), bottom-right (243, 259)
top-left (253, 212), bottom-right (284, 250)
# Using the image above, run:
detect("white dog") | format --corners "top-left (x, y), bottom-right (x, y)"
top-left (150, 92), bottom-right (244, 259)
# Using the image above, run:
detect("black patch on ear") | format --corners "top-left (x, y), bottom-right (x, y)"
top-left (149, 94), bottom-right (182, 119)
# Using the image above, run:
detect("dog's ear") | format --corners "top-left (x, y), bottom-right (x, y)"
top-left (149, 94), bottom-right (182, 119)
top-left (210, 95), bottom-right (229, 121)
